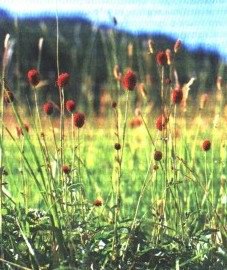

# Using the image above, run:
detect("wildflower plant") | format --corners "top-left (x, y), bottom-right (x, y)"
top-left (0, 19), bottom-right (226, 270)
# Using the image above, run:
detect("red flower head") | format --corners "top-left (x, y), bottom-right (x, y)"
top-left (156, 51), bottom-right (168, 66)
top-left (16, 123), bottom-right (29, 137)
top-left (57, 73), bottom-right (70, 88)
top-left (122, 69), bottom-right (137, 91)
top-left (202, 140), bottom-right (211, 151)
top-left (27, 69), bottom-right (40, 86)
top-left (154, 150), bottom-right (163, 161)
top-left (4, 90), bottom-right (14, 103)
top-left (156, 115), bottom-right (168, 131)
top-left (172, 86), bottom-right (183, 104)
top-left (73, 112), bottom-right (85, 128)
top-left (43, 102), bottom-right (54, 115)
top-left (93, 198), bottom-right (103, 207)
top-left (130, 117), bottom-right (142, 128)
top-left (66, 99), bottom-right (76, 113)
top-left (62, 165), bottom-right (71, 174)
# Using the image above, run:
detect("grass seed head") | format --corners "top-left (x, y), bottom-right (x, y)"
top-left (113, 65), bottom-right (122, 81)
top-left (16, 123), bottom-right (29, 137)
top-left (4, 90), bottom-right (14, 103)
top-left (200, 93), bottom-right (209, 109)
top-left (174, 39), bottom-right (181, 53)
top-left (165, 49), bottom-right (172, 65)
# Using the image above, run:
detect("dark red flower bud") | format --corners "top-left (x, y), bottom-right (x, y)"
top-left (4, 90), bottom-right (14, 103)
top-left (27, 69), bottom-right (40, 86)
top-left (93, 198), bottom-right (103, 207)
top-left (122, 69), bottom-right (137, 91)
top-left (112, 101), bottom-right (117, 108)
top-left (73, 112), bottom-right (85, 128)
top-left (154, 150), bottom-right (162, 161)
top-left (66, 99), bottom-right (76, 113)
top-left (156, 51), bottom-right (168, 66)
top-left (43, 102), bottom-right (54, 115)
top-left (172, 87), bottom-right (183, 104)
top-left (57, 73), bottom-right (70, 88)
top-left (130, 117), bottom-right (142, 128)
top-left (202, 140), bottom-right (211, 151)
top-left (62, 165), bottom-right (71, 174)
top-left (153, 164), bottom-right (159, 171)
top-left (114, 143), bottom-right (121, 150)
top-left (16, 123), bottom-right (29, 137)
top-left (156, 115), bottom-right (168, 131)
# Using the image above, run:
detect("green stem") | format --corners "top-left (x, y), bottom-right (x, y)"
top-left (77, 128), bottom-right (80, 181)
top-left (33, 87), bottom-right (42, 130)
top-left (0, 76), bottom-right (5, 259)
top-left (113, 90), bottom-right (130, 265)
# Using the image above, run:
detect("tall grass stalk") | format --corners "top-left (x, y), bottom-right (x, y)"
top-left (112, 90), bottom-right (130, 265)
top-left (0, 33), bottom-right (11, 260)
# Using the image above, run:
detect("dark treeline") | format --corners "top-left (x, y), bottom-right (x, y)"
top-left (0, 9), bottom-right (225, 114)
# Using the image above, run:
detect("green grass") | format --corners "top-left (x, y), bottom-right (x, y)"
top-left (1, 109), bottom-right (227, 268)
top-left (0, 24), bottom-right (227, 269)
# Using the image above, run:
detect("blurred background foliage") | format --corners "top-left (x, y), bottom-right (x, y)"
top-left (0, 11), bottom-right (226, 115)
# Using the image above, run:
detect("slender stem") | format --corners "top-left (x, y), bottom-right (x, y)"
top-left (71, 114), bottom-right (75, 179)
top-left (0, 76), bottom-right (5, 259)
top-left (140, 113), bottom-right (155, 147)
top-left (117, 90), bottom-right (130, 208)
top-left (58, 87), bottom-right (65, 187)
top-left (204, 152), bottom-right (209, 211)
top-left (113, 90), bottom-right (129, 265)
top-left (120, 90), bottom-right (130, 173)
top-left (49, 117), bottom-right (58, 159)
top-left (77, 128), bottom-right (80, 181)
top-left (160, 66), bottom-right (165, 117)
top-left (37, 38), bottom-right (43, 73)
top-left (33, 87), bottom-right (42, 129)
top-left (56, 12), bottom-right (60, 77)
top-left (0, 35), bottom-right (8, 259)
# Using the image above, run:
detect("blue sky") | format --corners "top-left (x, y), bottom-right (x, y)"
top-left (1, 0), bottom-right (227, 59)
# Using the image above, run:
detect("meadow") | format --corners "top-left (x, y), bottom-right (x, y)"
top-left (0, 19), bottom-right (227, 270)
